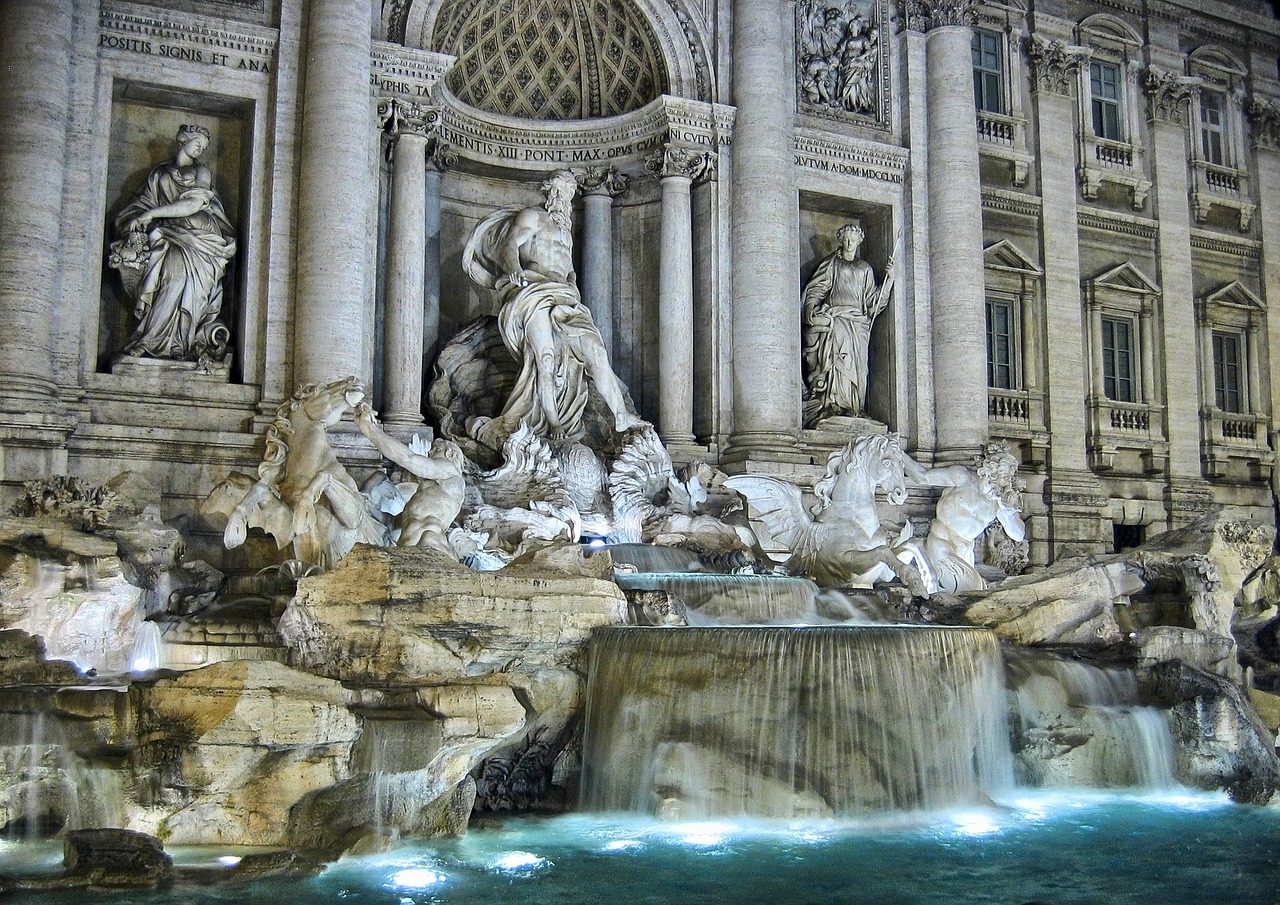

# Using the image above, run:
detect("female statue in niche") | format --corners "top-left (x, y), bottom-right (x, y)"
top-left (109, 124), bottom-right (237, 364)
top-left (801, 222), bottom-right (895, 426)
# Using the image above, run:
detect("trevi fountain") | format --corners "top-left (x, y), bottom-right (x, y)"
top-left (2, 0), bottom-right (1280, 902)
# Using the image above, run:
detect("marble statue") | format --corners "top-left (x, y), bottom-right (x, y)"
top-left (724, 434), bottom-right (936, 594)
top-left (798, 0), bottom-right (878, 115)
top-left (202, 378), bottom-right (391, 569)
top-left (354, 403), bottom-right (467, 557)
top-left (108, 124), bottom-right (237, 364)
top-left (462, 170), bottom-right (643, 451)
top-left (801, 223), bottom-right (895, 426)
top-left (906, 443), bottom-right (1027, 593)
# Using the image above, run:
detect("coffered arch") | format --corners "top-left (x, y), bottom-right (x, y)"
top-left (386, 0), bottom-right (713, 114)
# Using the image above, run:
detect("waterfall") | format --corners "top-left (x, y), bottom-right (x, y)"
top-left (130, 621), bottom-right (165, 673)
top-left (581, 626), bottom-right (1014, 819)
top-left (613, 573), bottom-right (824, 625)
top-left (1007, 652), bottom-right (1180, 790)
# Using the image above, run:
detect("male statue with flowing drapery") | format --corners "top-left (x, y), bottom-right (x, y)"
top-left (462, 170), bottom-right (642, 451)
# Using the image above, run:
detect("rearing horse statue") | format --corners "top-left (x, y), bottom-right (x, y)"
top-left (202, 377), bottom-right (392, 570)
top-left (724, 434), bottom-right (937, 594)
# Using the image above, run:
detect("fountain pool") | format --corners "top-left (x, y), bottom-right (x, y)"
top-left (3, 792), bottom-right (1278, 904)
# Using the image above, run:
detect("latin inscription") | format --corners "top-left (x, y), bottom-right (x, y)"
top-left (99, 33), bottom-right (272, 73)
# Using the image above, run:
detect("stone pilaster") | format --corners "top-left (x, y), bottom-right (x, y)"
top-left (424, 140), bottom-right (454, 377)
top-left (649, 147), bottom-right (713, 447)
top-left (725, 0), bottom-right (802, 463)
top-left (1146, 64), bottom-right (1209, 525)
top-left (1027, 31), bottom-right (1106, 555)
top-left (1248, 95), bottom-right (1280, 494)
top-left (575, 166), bottom-right (628, 361)
top-left (0, 0), bottom-right (76, 490)
top-left (911, 0), bottom-right (987, 462)
top-left (0, 0), bottom-right (74, 407)
top-left (379, 100), bottom-right (434, 426)
top-left (293, 0), bottom-right (376, 388)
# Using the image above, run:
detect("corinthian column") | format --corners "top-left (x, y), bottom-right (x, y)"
top-left (908, 0), bottom-right (987, 462)
top-left (379, 100), bottom-right (432, 426)
top-left (424, 140), bottom-right (454, 376)
top-left (0, 0), bottom-right (74, 407)
top-left (575, 166), bottom-right (628, 359)
top-left (294, 0), bottom-right (376, 387)
top-left (726, 0), bottom-right (801, 462)
top-left (649, 148), bottom-right (713, 447)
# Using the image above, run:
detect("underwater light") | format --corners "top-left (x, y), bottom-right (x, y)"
top-left (603, 839), bottom-right (643, 852)
top-left (490, 851), bottom-right (550, 874)
top-left (389, 867), bottom-right (447, 889)
top-left (950, 811), bottom-right (1002, 837)
top-left (217, 855), bottom-right (242, 867)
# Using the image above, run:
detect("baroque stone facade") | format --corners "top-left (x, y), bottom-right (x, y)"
top-left (0, 0), bottom-right (1278, 568)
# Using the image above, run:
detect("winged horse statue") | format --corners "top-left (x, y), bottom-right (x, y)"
top-left (724, 434), bottom-right (937, 595)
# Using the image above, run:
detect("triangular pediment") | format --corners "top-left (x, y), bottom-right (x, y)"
top-left (1087, 262), bottom-right (1160, 295)
top-left (984, 240), bottom-right (1042, 275)
top-left (1204, 280), bottom-right (1263, 311)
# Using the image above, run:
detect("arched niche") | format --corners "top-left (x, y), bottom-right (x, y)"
top-left (386, 0), bottom-right (713, 106)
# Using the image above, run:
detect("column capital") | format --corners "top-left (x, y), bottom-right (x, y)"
top-left (1144, 67), bottom-right (1201, 125)
top-left (902, 0), bottom-right (977, 33)
top-left (427, 139), bottom-right (457, 171)
top-left (1026, 34), bottom-right (1089, 96)
top-left (573, 165), bottom-right (629, 197)
top-left (377, 97), bottom-right (439, 139)
top-left (645, 145), bottom-right (716, 183)
top-left (1247, 95), bottom-right (1280, 149)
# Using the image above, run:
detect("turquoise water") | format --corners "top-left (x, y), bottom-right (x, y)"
top-left (4, 793), bottom-right (1279, 904)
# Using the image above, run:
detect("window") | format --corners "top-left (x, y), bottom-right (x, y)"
top-left (1200, 89), bottom-right (1226, 166)
top-left (1090, 61), bottom-right (1123, 141)
top-left (986, 298), bottom-right (1015, 389)
top-left (972, 29), bottom-right (1004, 115)
top-left (1101, 316), bottom-right (1134, 403)
top-left (1212, 331), bottom-right (1242, 413)
top-left (1113, 523), bottom-right (1145, 552)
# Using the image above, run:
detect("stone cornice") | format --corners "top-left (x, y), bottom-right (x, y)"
top-left (1027, 34), bottom-right (1090, 96)
top-left (646, 145), bottom-right (716, 182)
top-left (574, 166), bottom-right (630, 197)
top-left (1247, 96), bottom-right (1280, 149)
top-left (1190, 230), bottom-right (1261, 260)
top-left (793, 127), bottom-right (908, 183)
top-left (981, 189), bottom-right (1041, 218)
top-left (99, 1), bottom-right (277, 71)
top-left (1078, 209), bottom-right (1158, 239)
top-left (903, 0), bottom-right (978, 31)
top-left (371, 42), bottom-right (455, 99)
top-left (1145, 67), bottom-right (1201, 125)
top-left (427, 90), bottom-right (728, 171)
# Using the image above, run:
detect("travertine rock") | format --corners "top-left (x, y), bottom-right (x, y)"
top-left (133, 660), bottom-right (360, 845)
top-left (956, 556), bottom-right (1136, 645)
top-left (278, 543), bottom-right (626, 684)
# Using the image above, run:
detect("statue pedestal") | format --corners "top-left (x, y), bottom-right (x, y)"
top-left (803, 415), bottom-right (887, 448)
top-left (110, 354), bottom-right (232, 386)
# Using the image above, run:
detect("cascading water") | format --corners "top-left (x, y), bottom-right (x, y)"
top-left (581, 625), bottom-right (1015, 819)
top-left (613, 573), bottom-right (825, 625)
top-left (1006, 652), bottom-right (1180, 790)
top-left (130, 621), bottom-right (165, 672)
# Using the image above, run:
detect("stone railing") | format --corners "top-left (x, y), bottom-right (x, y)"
top-left (977, 111), bottom-right (1015, 145)
top-left (1108, 401), bottom-right (1150, 432)
top-left (988, 388), bottom-right (1030, 424)
top-left (1191, 160), bottom-right (1253, 230)
top-left (1200, 408), bottom-right (1274, 482)
top-left (1094, 140), bottom-right (1133, 168)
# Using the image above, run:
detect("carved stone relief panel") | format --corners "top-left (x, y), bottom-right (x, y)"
top-left (796, 0), bottom-right (890, 130)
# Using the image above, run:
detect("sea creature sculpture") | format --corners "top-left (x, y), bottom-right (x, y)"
top-left (724, 434), bottom-right (936, 594)
top-left (202, 377), bottom-right (392, 569)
